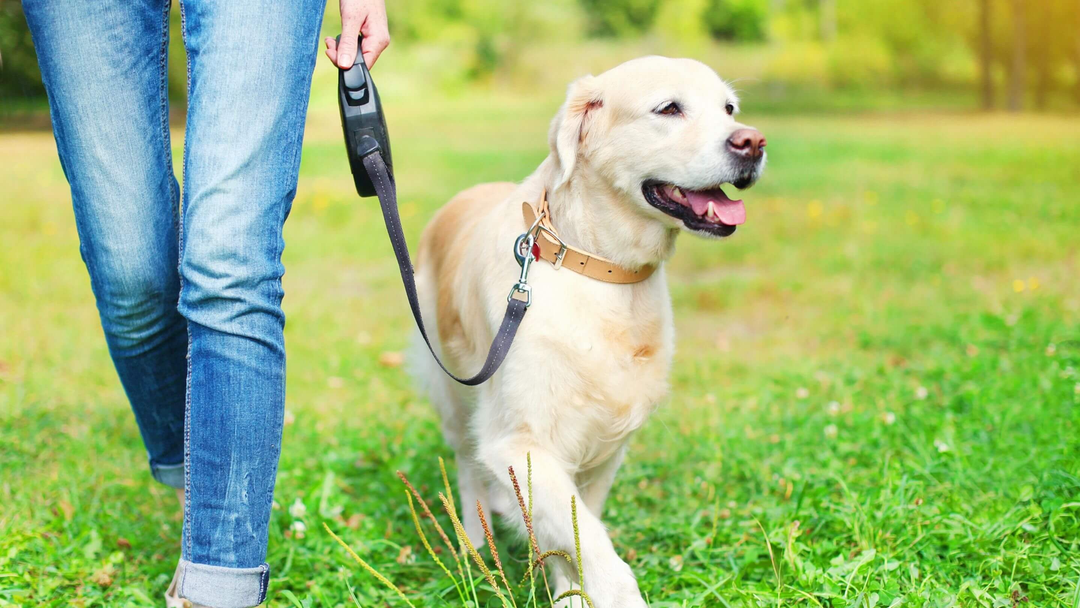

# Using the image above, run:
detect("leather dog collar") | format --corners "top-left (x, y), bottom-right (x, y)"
top-left (522, 193), bottom-right (657, 284)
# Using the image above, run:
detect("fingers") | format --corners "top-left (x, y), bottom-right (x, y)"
top-left (324, 37), bottom-right (340, 66)
top-left (326, 1), bottom-right (390, 69)
top-left (336, 10), bottom-right (361, 69)
top-left (359, 2), bottom-right (390, 69)
top-left (360, 32), bottom-right (390, 69)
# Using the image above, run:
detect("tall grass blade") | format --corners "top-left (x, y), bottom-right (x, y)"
top-left (509, 465), bottom-right (542, 560)
top-left (404, 488), bottom-right (466, 605)
top-left (571, 495), bottom-right (585, 608)
top-left (439, 492), bottom-right (511, 608)
top-left (520, 550), bottom-right (574, 584)
top-left (554, 589), bottom-right (597, 608)
top-left (433, 460), bottom-right (479, 607)
top-left (323, 523), bottom-right (417, 608)
top-left (477, 499), bottom-right (517, 608)
top-left (397, 470), bottom-right (460, 562)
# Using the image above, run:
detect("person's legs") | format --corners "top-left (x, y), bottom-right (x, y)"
top-left (173, 1), bottom-right (324, 606)
top-left (23, 0), bottom-right (188, 490)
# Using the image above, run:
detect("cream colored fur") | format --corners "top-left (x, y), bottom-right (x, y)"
top-left (411, 56), bottom-right (763, 606)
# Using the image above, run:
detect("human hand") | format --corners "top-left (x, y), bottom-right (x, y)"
top-left (324, 0), bottom-right (389, 69)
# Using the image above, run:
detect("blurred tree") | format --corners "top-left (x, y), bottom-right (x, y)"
top-left (1006, 0), bottom-right (1024, 111)
top-left (0, 2), bottom-right (44, 99)
top-left (1026, 0), bottom-right (1075, 110)
top-left (656, 0), bottom-right (710, 45)
top-left (1076, 5), bottom-right (1080, 105)
top-left (3, 0), bottom-right (1077, 110)
top-left (833, 0), bottom-right (971, 87)
top-left (392, 0), bottom-right (582, 80)
top-left (981, 0), bottom-right (1078, 112)
top-left (578, 0), bottom-right (662, 36)
top-left (703, 0), bottom-right (769, 41)
top-left (1, 1), bottom-right (187, 104)
top-left (977, 0), bottom-right (993, 109)
top-left (460, 0), bottom-right (520, 78)
top-left (389, 0), bottom-right (466, 41)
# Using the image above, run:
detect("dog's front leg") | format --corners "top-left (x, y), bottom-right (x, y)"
top-left (457, 456), bottom-right (492, 548)
top-left (480, 444), bottom-right (646, 608)
top-left (578, 447), bottom-right (626, 518)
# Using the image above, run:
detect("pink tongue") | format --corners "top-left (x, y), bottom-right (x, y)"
top-left (685, 188), bottom-right (746, 226)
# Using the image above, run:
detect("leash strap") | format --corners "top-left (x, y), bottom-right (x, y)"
top-left (362, 151), bottom-right (529, 386)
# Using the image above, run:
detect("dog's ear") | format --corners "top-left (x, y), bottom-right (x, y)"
top-left (549, 75), bottom-right (602, 191)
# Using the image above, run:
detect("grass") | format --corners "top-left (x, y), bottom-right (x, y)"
top-left (2, 54), bottom-right (1080, 607)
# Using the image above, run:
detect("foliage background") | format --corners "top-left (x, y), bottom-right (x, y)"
top-left (2, 0), bottom-right (1079, 113)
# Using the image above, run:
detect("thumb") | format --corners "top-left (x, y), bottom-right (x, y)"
top-left (337, 20), bottom-right (360, 68)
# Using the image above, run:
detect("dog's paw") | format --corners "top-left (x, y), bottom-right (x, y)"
top-left (590, 587), bottom-right (647, 608)
top-left (583, 560), bottom-right (646, 608)
top-left (585, 589), bottom-right (647, 608)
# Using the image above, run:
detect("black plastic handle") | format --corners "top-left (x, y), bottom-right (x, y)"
top-left (337, 35), bottom-right (393, 197)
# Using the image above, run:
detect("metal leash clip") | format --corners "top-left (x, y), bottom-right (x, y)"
top-left (508, 231), bottom-right (536, 307)
top-left (507, 206), bottom-right (548, 307)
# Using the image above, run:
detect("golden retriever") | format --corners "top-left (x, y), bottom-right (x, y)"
top-left (412, 56), bottom-right (766, 606)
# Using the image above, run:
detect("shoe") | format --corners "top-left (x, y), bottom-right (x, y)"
top-left (164, 563), bottom-right (211, 608)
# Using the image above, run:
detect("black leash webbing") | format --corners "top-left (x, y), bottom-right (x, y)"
top-left (362, 151), bottom-right (529, 386)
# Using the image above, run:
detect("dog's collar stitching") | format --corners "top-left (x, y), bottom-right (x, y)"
top-left (522, 191), bottom-right (657, 284)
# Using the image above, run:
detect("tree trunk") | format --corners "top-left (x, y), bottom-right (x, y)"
top-left (1075, 1), bottom-right (1080, 105)
top-left (978, 0), bottom-right (994, 110)
top-left (1034, 67), bottom-right (1050, 110)
top-left (1007, 0), bottom-right (1026, 112)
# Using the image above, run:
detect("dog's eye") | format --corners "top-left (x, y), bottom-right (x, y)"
top-left (655, 102), bottom-right (682, 116)
top-left (724, 103), bottom-right (735, 116)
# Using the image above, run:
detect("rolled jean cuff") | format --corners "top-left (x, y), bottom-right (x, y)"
top-left (150, 461), bottom-right (185, 489)
top-left (178, 559), bottom-right (269, 608)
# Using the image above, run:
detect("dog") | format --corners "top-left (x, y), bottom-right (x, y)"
top-left (412, 56), bottom-right (766, 606)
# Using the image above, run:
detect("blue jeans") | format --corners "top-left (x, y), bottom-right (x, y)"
top-left (23, 1), bottom-right (324, 606)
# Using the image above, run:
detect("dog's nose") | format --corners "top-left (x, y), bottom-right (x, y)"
top-left (727, 129), bottom-right (766, 159)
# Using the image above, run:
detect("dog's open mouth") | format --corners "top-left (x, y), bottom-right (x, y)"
top-left (642, 181), bottom-right (745, 237)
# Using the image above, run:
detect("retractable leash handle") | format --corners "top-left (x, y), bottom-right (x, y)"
top-left (338, 37), bottom-right (530, 386)
top-left (337, 35), bottom-right (392, 196)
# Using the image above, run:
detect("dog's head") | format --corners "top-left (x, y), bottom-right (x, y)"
top-left (549, 56), bottom-right (765, 239)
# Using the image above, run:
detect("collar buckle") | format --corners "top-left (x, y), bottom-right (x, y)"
top-left (536, 224), bottom-right (568, 270)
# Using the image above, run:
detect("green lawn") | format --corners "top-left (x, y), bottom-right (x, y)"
top-left (2, 63), bottom-right (1080, 607)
